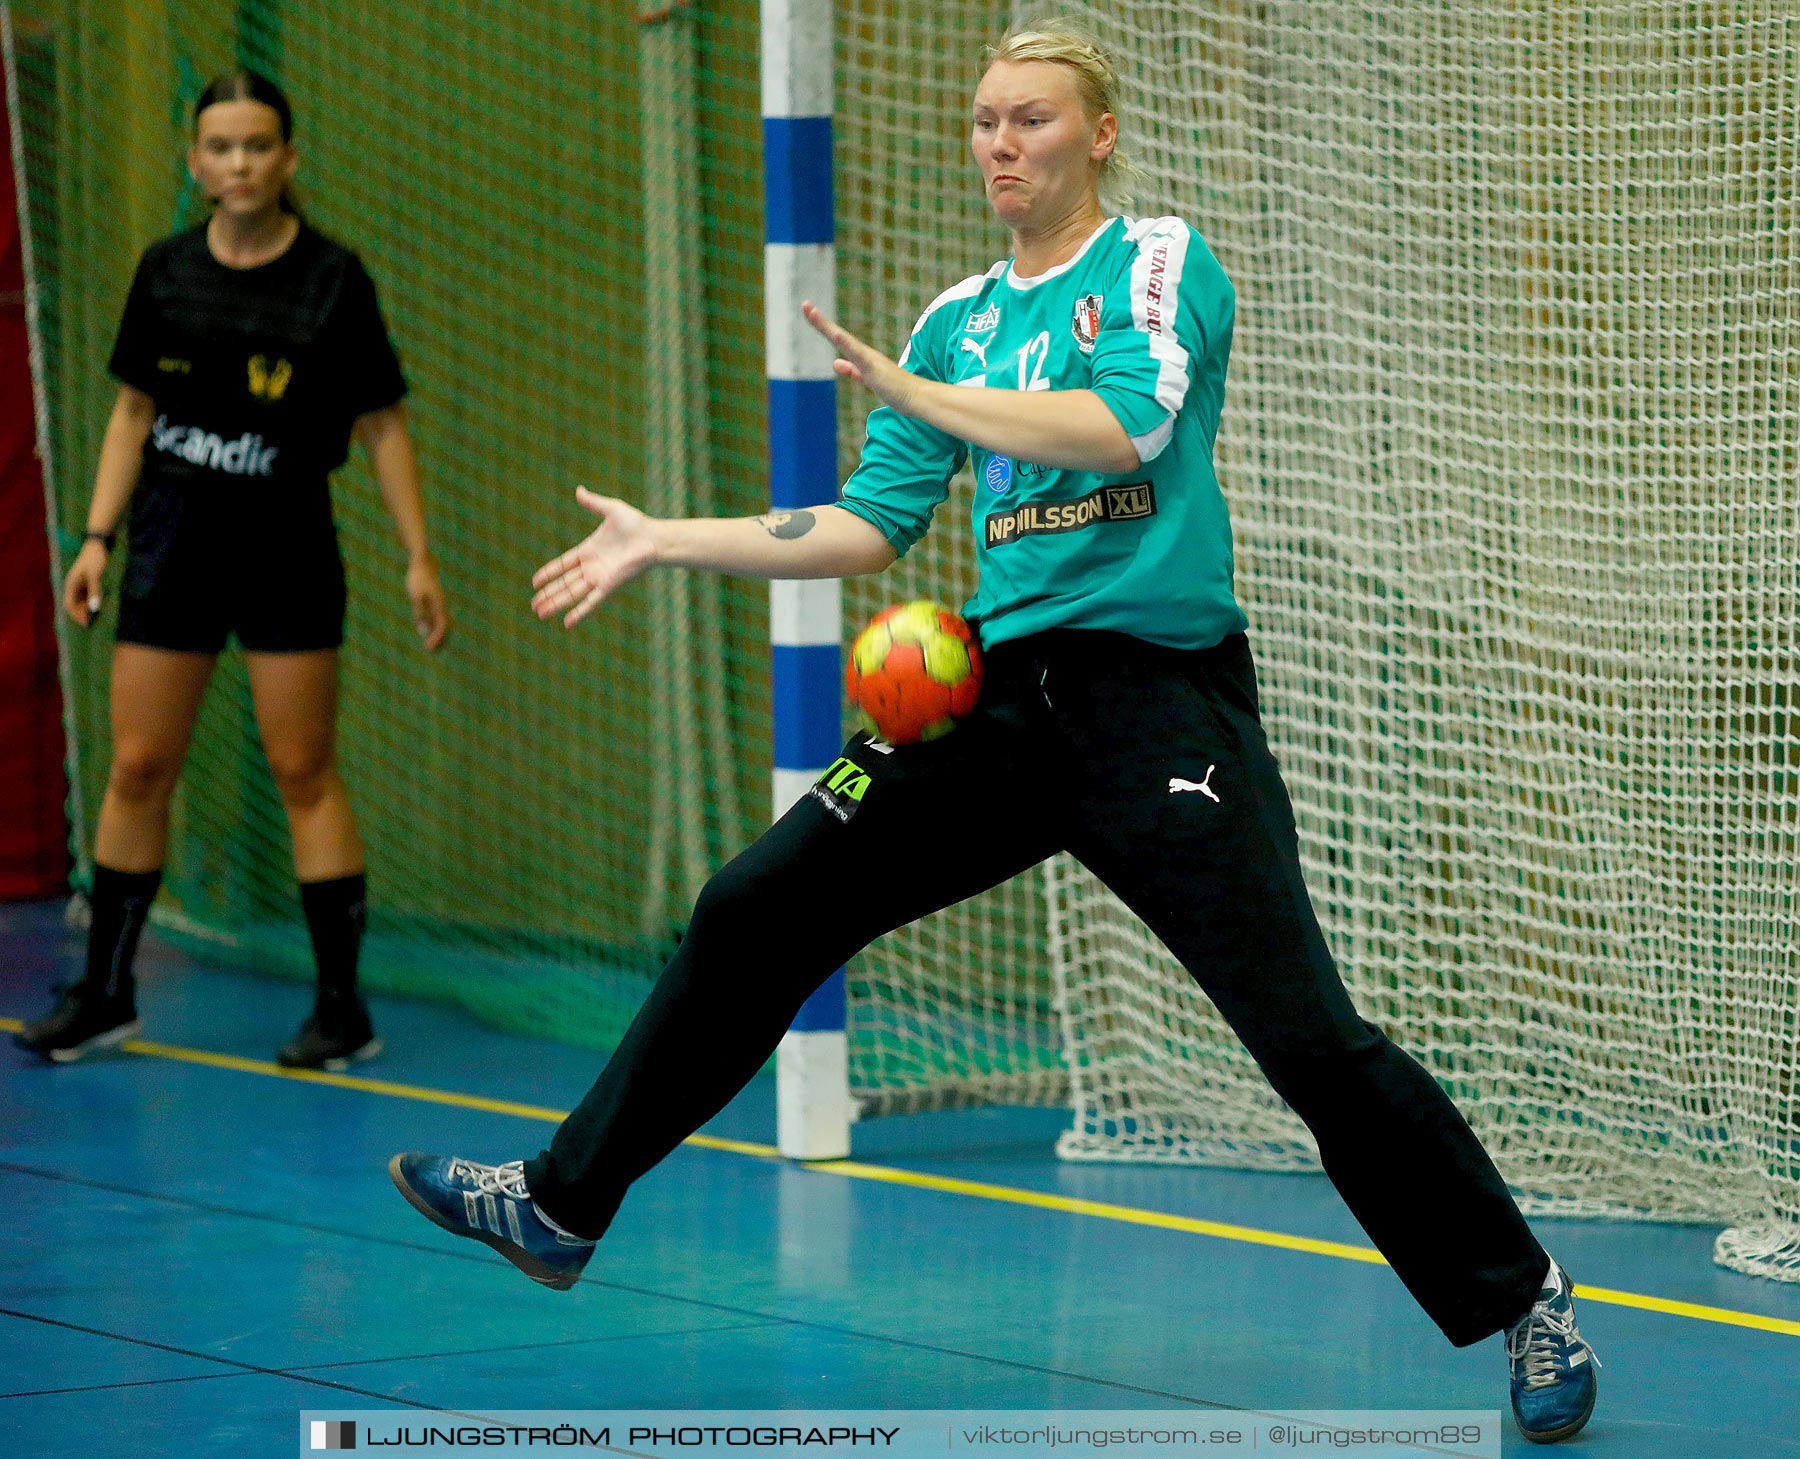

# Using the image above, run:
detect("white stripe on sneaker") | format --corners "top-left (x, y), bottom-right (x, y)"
top-left (463, 1191), bottom-right (480, 1226)
top-left (482, 1194), bottom-right (499, 1233)
top-left (505, 1201), bottom-right (524, 1245)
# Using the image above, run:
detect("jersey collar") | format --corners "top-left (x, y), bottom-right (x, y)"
top-left (1005, 217), bottom-right (1119, 292)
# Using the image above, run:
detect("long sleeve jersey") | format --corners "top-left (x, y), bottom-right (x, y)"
top-left (838, 215), bottom-right (1248, 650)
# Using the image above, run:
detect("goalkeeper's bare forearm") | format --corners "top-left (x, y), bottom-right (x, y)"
top-left (655, 504), bottom-right (895, 580)
top-left (531, 488), bottom-right (894, 629)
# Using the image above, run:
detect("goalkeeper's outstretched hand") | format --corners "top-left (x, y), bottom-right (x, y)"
top-left (531, 487), bottom-right (660, 628)
top-left (802, 300), bottom-right (921, 417)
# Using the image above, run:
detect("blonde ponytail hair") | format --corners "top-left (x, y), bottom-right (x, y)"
top-left (983, 20), bottom-right (1150, 210)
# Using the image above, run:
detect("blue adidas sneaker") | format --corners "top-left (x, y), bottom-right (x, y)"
top-left (388, 1153), bottom-right (594, 1291)
top-left (1506, 1260), bottom-right (1600, 1443)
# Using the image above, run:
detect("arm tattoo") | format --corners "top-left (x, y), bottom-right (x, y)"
top-left (758, 509), bottom-right (816, 541)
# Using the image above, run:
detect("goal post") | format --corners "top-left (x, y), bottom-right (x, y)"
top-left (764, 0), bottom-right (853, 1161)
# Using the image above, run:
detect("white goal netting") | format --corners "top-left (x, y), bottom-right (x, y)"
top-left (838, 1), bottom-right (1800, 1282)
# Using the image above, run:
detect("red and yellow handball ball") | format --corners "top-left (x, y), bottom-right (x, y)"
top-left (846, 601), bottom-right (983, 745)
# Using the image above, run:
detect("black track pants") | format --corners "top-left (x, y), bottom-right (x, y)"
top-left (525, 631), bottom-right (1547, 1346)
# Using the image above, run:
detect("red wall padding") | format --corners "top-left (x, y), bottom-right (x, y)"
top-left (0, 63), bottom-right (72, 900)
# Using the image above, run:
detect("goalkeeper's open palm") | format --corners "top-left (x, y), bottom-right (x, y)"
top-left (802, 300), bottom-right (920, 416)
top-left (531, 487), bottom-right (660, 628)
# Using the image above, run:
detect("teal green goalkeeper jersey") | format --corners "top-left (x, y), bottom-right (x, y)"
top-left (837, 215), bottom-right (1248, 651)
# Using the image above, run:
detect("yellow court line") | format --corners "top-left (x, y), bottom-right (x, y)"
top-left (6, 1015), bottom-right (1800, 1338)
top-left (803, 1159), bottom-right (1387, 1265)
top-left (128, 1036), bottom-right (576, 1124)
top-left (1570, 1285), bottom-right (1800, 1337)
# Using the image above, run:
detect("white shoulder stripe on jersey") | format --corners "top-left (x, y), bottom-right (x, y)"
top-left (1123, 216), bottom-right (1194, 459)
top-left (1124, 214), bottom-right (1189, 245)
top-left (916, 260), bottom-right (1007, 326)
top-left (898, 261), bottom-right (1007, 368)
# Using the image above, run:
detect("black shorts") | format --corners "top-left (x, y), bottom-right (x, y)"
top-left (116, 484), bottom-right (347, 654)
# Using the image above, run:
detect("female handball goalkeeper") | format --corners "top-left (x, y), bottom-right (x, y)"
top-left (16, 70), bottom-right (448, 1072)
top-left (390, 24), bottom-right (1596, 1444)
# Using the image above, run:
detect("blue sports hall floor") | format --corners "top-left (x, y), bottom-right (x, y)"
top-left (3, 896), bottom-right (1797, 1458)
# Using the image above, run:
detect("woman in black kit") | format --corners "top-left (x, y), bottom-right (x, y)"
top-left (15, 70), bottom-right (449, 1069)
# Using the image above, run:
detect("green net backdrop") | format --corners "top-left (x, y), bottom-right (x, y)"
top-left (9, 0), bottom-right (773, 1052)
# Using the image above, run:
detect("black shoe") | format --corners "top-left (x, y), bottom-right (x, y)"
top-left (278, 997), bottom-right (382, 1071)
top-left (14, 983), bottom-right (142, 1063)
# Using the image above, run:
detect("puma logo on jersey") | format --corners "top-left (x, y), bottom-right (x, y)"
top-left (247, 354), bottom-right (293, 401)
top-left (1169, 766), bottom-right (1220, 802)
top-left (960, 336), bottom-right (992, 369)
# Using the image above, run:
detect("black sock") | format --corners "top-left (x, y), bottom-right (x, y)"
top-left (301, 873), bottom-right (367, 1004)
top-left (83, 864), bottom-right (163, 1004)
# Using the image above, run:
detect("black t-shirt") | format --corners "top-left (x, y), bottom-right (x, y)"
top-left (109, 222), bottom-right (406, 521)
